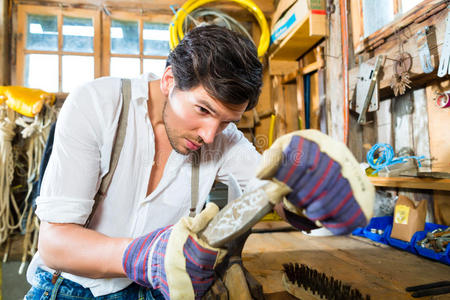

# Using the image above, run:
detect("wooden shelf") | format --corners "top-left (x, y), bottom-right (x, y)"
top-left (268, 12), bottom-right (326, 61)
top-left (369, 177), bottom-right (450, 191)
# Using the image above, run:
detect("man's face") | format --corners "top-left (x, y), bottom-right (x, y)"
top-left (162, 84), bottom-right (248, 155)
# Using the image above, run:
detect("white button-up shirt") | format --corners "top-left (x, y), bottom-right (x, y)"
top-left (27, 73), bottom-right (261, 296)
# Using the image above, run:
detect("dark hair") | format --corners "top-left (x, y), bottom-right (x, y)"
top-left (166, 25), bottom-right (263, 111)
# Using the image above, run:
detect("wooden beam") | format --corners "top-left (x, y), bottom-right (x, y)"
top-left (325, 0), bottom-right (345, 141)
top-left (369, 177), bottom-right (450, 191)
top-left (13, 0), bottom-right (274, 16)
top-left (269, 60), bottom-right (298, 76)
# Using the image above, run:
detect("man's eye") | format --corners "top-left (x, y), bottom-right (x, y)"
top-left (197, 106), bottom-right (209, 114)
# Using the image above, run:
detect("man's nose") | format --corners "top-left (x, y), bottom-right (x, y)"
top-left (198, 120), bottom-right (221, 144)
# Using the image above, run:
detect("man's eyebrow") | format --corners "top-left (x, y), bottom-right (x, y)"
top-left (197, 99), bottom-right (241, 123)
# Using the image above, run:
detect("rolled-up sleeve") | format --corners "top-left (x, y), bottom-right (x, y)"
top-left (36, 81), bottom-right (111, 225)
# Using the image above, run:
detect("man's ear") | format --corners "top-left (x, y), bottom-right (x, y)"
top-left (160, 65), bottom-right (175, 98)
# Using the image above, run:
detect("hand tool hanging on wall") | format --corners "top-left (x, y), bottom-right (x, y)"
top-left (438, 5), bottom-right (450, 77)
top-left (416, 27), bottom-right (434, 73)
top-left (357, 55), bottom-right (385, 124)
top-left (390, 28), bottom-right (413, 96)
top-left (390, 52), bottom-right (413, 96)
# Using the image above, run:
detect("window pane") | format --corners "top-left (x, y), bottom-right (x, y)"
top-left (62, 55), bottom-right (94, 92)
top-left (25, 54), bottom-right (58, 92)
top-left (363, 0), bottom-right (394, 37)
top-left (63, 17), bottom-right (94, 53)
top-left (143, 23), bottom-right (170, 56)
top-left (143, 59), bottom-right (166, 78)
top-left (111, 19), bottom-right (139, 54)
top-left (110, 57), bottom-right (140, 78)
top-left (26, 14), bottom-right (58, 51)
top-left (401, 0), bottom-right (423, 14)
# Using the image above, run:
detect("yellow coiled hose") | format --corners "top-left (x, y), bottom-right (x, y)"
top-left (169, 0), bottom-right (270, 58)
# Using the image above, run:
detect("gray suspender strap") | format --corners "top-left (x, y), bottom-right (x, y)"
top-left (190, 148), bottom-right (201, 217)
top-left (85, 78), bottom-right (132, 227)
top-left (52, 78), bottom-right (131, 284)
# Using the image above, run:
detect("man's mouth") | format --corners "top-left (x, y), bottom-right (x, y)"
top-left (185, 139), bottom-right (201, 151)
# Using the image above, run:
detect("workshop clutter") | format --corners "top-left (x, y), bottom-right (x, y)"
top-left (270, 0), bottom-right (326, 45)
top-left (0, 85), bottom-right (57, 273)
top-left (353, 216), bottom-right (450, 265)
top-left (390, 195), bottom-right (427, 242)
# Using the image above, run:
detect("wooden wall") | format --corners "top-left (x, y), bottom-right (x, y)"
top-left (344, 1), bottom-right (450, 224)
top-left (0, 0), bottom-right (9, 85)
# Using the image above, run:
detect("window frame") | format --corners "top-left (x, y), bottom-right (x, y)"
top-left (350, 0), bottom-right (444, 54)
top-left (102, 10), bottom-right (172, 76)
top-left (16, 4), bottom-right (101, 92)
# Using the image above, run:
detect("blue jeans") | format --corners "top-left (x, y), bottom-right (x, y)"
top-left (25, 268), bottom-right (165, 300)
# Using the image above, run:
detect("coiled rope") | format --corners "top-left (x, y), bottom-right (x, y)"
top-left (15, 104), bottom-right (57, 274)
top-left (0, 103), bottom-right (20, 247)
top-left (366, 143), bottom-right (425, 174)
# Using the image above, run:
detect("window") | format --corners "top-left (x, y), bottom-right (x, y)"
top-left (103, 12), bottom-right (172, 79)
top-left (17, 5), bottom-right (100, 93)
top-left (16, 5), bottom-right (172, 93)
top-left (351, 0), bottom-right (429, 53)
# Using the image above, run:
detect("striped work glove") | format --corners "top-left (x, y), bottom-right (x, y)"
top-left (257, 130), bottom-right (375, 235)
top-left (122, 203), bottom-right (226, 299)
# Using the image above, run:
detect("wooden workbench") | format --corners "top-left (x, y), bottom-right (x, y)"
top-left (242, 224), bottom-right (450, 299)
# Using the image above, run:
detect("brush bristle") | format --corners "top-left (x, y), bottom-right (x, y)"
top-left (282, 263), bottom-right (370, 300)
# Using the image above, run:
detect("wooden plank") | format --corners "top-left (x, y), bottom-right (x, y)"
top-left (317, 68), bottom-right (327, 133)
top-left (325, 0), bottom-right (344, 141)
top-left (254, 118), bottom-right (271, 153)
top-left (376, 98), bottom-right (393, 145)
top-left (272, 75), bottom-right (286, 139)
top-left (348, 112), bottom-right (363, 162)
top-left (269, 60), bottom-right (298, 76)
top-left (254, 67), bottom-right (272, 152)
top-left (283, 83), bottom-right (298, 133)
top-left (349, 0), bottom-right (363, 53)
top-left (426, 81), bottom-right (450, 173)
top-left (393, 92), bottom-right (416, 175)
top-left (349, 5), bottom-right (448, 100)
top-left (362, 119), bottom-right (377, 162)
top-left (370, 177), bottom-right (450, 191)
top-left (13, 0), bottom-right (275, 15)
top-left (309, 71), bottom-right (319, 129)
top-left (412, 88), bottom-right (432, 172)
top-left (296, 61), bottom-right (305, 130)
top-left (242, 232), bottom-right (450, 299)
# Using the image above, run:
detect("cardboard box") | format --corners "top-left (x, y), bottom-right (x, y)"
top-left (390, 195), bottom-right (426, 242)
top-left (270, 0), bottom-right (326, 45)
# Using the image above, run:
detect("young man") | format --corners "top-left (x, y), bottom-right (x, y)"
top-left (26, 25), bottom-right (263, 299)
